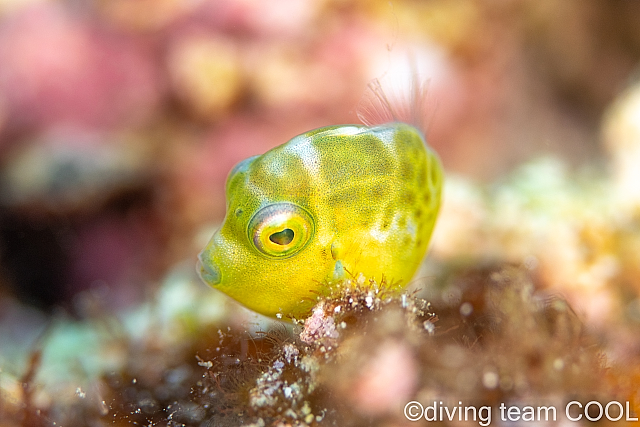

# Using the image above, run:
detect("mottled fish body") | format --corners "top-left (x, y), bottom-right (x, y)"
top-left (198, 80), bottom-right (443, 318)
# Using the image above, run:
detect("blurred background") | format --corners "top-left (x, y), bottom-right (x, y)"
top-left (1, 0), bottom-right (640, 317)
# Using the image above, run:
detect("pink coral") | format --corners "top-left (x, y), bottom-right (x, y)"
top-left (0, 4), bottom-right (161, 134)
top-left (351, 340), bottom-right (418, 416)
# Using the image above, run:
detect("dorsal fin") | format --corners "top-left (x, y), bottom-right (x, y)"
top-left (356, 64), bottom-right (432, 137)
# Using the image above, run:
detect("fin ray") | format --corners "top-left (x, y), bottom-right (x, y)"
top-left (356, 64), bottom-right (432, 136)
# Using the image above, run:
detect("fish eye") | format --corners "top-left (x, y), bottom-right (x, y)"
top-left (248, 203), bottom-right (314, 258)
top-left (269, 228), bottom-right (294, 245)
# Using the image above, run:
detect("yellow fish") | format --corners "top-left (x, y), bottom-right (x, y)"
top-left (197, 79), bottom-right (443, 318)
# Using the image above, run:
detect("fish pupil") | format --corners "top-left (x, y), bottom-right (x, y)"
top-left (269, 228), bottom-right (294, 245)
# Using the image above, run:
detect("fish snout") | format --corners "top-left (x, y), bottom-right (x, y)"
top-left (197, 251), bottom-right (222, 286)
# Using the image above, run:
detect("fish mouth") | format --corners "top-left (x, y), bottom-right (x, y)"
top-left (197, 252), bottom-right (222, 286)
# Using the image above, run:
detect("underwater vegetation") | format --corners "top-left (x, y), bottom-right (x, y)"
top-left (0, 264), bottom-right (635, 426)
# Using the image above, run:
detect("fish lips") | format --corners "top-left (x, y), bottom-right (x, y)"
top-left (197, 250), bottom-right (222, 286)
